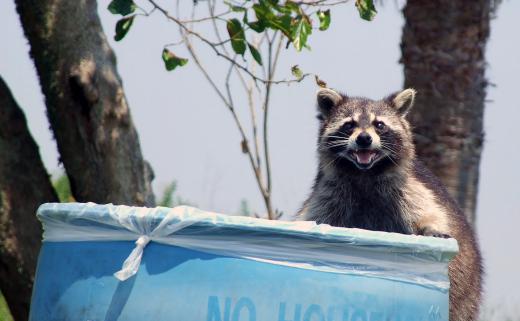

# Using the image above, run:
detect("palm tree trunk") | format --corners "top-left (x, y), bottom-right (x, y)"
top-left (401, 0), bottom-right (491, 225)
top-left (15, 0), bottom-right (155, 206)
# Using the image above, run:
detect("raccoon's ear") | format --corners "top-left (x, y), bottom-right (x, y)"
top-left (388, 88), bottom-right (416, 117)
top-left (317, 88), bottom-right (342, 117)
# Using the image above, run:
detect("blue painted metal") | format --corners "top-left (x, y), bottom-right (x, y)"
top-left (30, 203), bottom-right (456, 321)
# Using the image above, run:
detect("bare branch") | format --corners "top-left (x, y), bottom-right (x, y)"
top-left (151, 0), bottom-right (327, 218)
top-left (147, 0), bottom-right (307, 86)
top-left (208, 0), bottom-right (230, 56)
top-left (177, 4), bottom-right (271, 210)
top-left (180, 30), bottom-right (230, 108)
top-left (164, 39), bottom-right (185, 48)
top-left (247, 64), bottom-right (262, 173)
top-left (295, 0), bottom-right (350, 7)
top-left (180, 10), bottom-right (231, 24)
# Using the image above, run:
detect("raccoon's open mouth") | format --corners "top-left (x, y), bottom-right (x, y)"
top-left (348, 149), bottom-right (380, 169)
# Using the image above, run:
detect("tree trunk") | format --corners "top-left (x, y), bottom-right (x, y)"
top-left (401, 0), bottom-right (491, 225)
top-left (15, 0), bottom-right (155, 206)
top-left (0, 76), bottom-right (59, 321)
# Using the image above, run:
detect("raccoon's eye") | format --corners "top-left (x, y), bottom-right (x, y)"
top-left (374, 121), bottom-right (386, 130)
top-left (342, 121), bottom-right (356, 131)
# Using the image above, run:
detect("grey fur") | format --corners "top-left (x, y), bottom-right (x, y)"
top-left (300, 88), bottom-right (482, 321)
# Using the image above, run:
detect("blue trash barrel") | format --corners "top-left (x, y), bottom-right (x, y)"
top-left (30, 203), bottom-right (457, 321)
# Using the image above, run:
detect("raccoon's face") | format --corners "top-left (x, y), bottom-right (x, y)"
top-left (316, 88), bottom-right (416, 172)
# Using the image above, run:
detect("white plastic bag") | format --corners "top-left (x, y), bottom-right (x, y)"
top-left (37, 202), bottom-right (458, 288)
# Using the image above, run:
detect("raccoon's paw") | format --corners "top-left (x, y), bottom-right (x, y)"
top-left (418, 227), bottom-right (452, 239)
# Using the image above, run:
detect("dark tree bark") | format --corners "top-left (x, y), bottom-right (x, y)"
top-left (401, 0), bottom-right (491, 224)
top-left (15, 0), bottom-right (155, 206)
top-left (0, 76), bottom-right (59, 321)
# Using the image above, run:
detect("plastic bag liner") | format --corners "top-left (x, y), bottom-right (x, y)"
top-left (37, 202), bottom-right (458, 291)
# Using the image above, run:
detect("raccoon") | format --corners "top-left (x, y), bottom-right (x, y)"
top-left (300, 87), bottom-right (482, 321)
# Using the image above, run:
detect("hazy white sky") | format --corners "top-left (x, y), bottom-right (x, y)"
top-left (1, 0), bottom-right (519, 317)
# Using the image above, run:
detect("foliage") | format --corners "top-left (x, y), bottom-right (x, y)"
top-left (0, 291), bottom-right (13, 321)
top-left (317, 10), bottom-right (331, 31)
top-left (114, 16), bottom-right (135, 41)
top-left (291, 64), bottom-right (303, 79)
top-left (107, 0), bottom-right (376, 219)
top-left (108, 0), bottom-right (136, 16)
top-left (158, 181), bottom-right (194, 208)
top-left (238, 199), bottom-right (252, 216)
top-left (52, 172), bottom-right (206, 211)
top-left (52, 173), bottom-right (74, 202)
top-left (355, 0), bottom-right (377, 21)
top-left (227, 18), bottom-right (247, 55)
top-left (162, 49), bottom-right (188, 71)
top-left (106, 0), bottom-right (375, 72)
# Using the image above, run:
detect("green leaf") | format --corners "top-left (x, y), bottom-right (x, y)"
top-left (0, 290), bottom-right (14, 321)
top-left (227, 19), bottom-right (246, 55)
top-left (108, 0), bottom-right (136, 16)
top-left (114, 15), bottom-right (135, 41)
top-left (252, 2), bottom-right (291, 38)
top-left (261, 14), bottom-right (292, 39)
top-left (317, 10), bottom-right (331, 31)
top-left (274, 15), bottom-right (293, 38)
top-left (162, 49), bottom-right (188, 71)
top-left (291, 16), bottom-right (312, 51)
top-left (252, 3), bottom-right (272, 23)
top-left (52, 174), bottom-right (74, 202)
top-left (224, 1), bottom-right (247, 12)
top-left (247, 20), bottom-right (266, 33)
top-left (247, 43), bottom-right (263, 65)
top-left (283, 1), bottom-right (300, 14)
top-left (159, 181), bottom-right (177, 207)
top-left (252, 3), bottom-right (282, 29)
top-left (253, 0), bottom-right (291, 35)
top-left (273, 0), bottom-right (298, 14)
top-left (355, 0), bottom-right (377, 21)
top-left (291, 65), bottom-right (303, 79)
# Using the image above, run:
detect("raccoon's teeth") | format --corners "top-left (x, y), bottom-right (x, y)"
top-left (355, 150), bottom-right (376, 164)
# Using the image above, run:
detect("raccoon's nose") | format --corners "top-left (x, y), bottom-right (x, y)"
top-left (356, 132), bottom-right (372, 148)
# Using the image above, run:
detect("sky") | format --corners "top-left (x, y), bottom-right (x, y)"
top-left (1, 0), bottom-right (519, 318)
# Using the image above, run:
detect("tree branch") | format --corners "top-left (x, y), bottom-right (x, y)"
top-left (0, 76), bottom-right (58, 321)
top-left (147, 0), bottom-right (311, 86)
top-left (177, 5), bottom-right (271, 211)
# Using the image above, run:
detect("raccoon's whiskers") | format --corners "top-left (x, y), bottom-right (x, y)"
top-left (381, 145), bottom-right (398, 155)
top-left (320, 140), bottom-right (349, 151)
top-left (381, 141), bottom-right (399, 155)
top-left (380, 139), bottom-right (400, 147)
top-left (320, 134), bottom-right (346, 140)
top-left (323, 141), bottom-right (349, 148)
top-left (386, 155), bottom-right (399, 167)
top-left (320, 154), bottom-right (340, 171)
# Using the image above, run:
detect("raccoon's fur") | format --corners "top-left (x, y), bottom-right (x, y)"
top-left (300, 88), bottom-right (482, 321)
